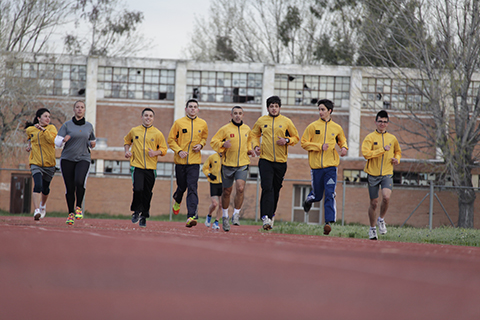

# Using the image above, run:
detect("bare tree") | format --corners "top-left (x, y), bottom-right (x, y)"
top-left (188, 0), bottom-right (326, 64)
top-left (359, 0), bottom-right (480, 228)
top-left (64, 0), bottom-right (149, 57)
top-left (0, 0), bottom-right (72, 53)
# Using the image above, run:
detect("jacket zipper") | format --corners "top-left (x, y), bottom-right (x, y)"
top-left (321, 121), bottom-right (327, 168)
top-left (380, 133), bottom-right (384, 175)
top-left (143, 127), bottom-right (148, 169)
top-left (37, 131), bottom-right (44, 166)
top-left (237, 126), bottom-right (241, 167)
top-left (271, 117), bottom-right (276, 162)
top-left (187, 118), bottom-right (193, 164)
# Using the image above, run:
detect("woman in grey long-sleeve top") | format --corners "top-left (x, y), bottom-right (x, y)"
top-left (55, 100), bottom-right (96, 226)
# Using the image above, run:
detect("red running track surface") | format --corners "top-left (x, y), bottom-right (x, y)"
top-left (1, 216), bottom-right (479, 320)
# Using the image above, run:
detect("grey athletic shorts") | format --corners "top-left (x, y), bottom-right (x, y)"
top-left (30, 165), bottom-right (55, 182)
top-left (367, 174), bottom-right (393, 199)
top-left (222, 165), bottom-right (248, 189)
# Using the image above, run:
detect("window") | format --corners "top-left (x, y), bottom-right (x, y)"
top-left (274, 74), bottom-right (350, 107)
top-left (104, 160), bottom-right (131, 175)
top-left (7, 62), bottom-right (86, 96)
top-left (98, 67), bottom-right (175, 100)
top-left (362, 77), bottom-right (431, 111)
top-left (186, 71), bottom-right (263, 104)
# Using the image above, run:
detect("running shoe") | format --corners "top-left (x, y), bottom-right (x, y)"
top-left (186, 217), bottom-right (197, 228)
top-left (66, 213), bottom-right (75, 225)
top-left (232, 213), bottom-right (240, 226)
top-left (39, 203), bottom-right (46, 218)
top-left (139, 216), bottom-right (146, 227)
top-left (222, 217), bottom-right (230, 232)
top-left (212, 220), bottom-right (220, 230)
top-left (323, 223), bottom-right (332, 235)
top-left (205, 215), bottom-right (212, 227)
top-left (131, 211), bottom-right (140, 223)
top-left (172, 202), bottom-right (180, 215)
top-left (262, 215), bottom-right (272, 230)
top-left (74, 206), bottom-right (83, 220)
top-left (377, 218), bottom-right (387, 235)
top-left (34, 209), bottom-right (41, 221)
top-left (369, 228), bottom-right (378, 240)
top-left (303, 200), bottom-right (312, 213)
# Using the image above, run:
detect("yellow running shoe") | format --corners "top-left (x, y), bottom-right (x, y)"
top-left (172, 202), bottom-right (180, 215)
top-left (75, 206), bottom-right (83, 220)
top-left (185, 217), bottom-right (197, 228)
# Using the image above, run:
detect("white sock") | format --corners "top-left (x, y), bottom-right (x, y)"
top-left (222, 208), bottom-right (229, 218)
top-left (233, 208), bottom-right (240, 216)
top-left (378, 217), bottom-right (384, 222)
top-left (370, 226), bottom-right (376, 230)
top-left (40, 203), bottom-right (46, 209)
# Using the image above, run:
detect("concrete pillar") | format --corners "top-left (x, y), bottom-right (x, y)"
top-left (348, 68), bottom-right (363, 157)
top-left (174, 61), bottom-right (187, 120)
top-left (85, 56), bottom-right (98, 128)
top-left (262, 65), bottom-right (276, 116)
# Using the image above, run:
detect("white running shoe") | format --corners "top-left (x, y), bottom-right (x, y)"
top-left (369, 228), bottom-right (378, 240)
top-left (377, 218), bottom-right (387, 235)
top-left (232, 213), bottom-right (240, 226)
top-left (212, 220), bottom-right (220, 230)
top-left (34, 209), bottom-right (41, 221)
top-left (262, 216), bottom-right (272, 230)
top-left (39, 204), bottom-right (46, 218)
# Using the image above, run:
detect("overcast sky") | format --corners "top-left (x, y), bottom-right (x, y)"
top-left (127, 0), bottom-right (211, 59)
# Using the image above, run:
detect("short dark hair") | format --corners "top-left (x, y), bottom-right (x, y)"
top-left (317, 99), bottom-right (334, 111)
top-left (185, 99), bottom-right (199, 108)
top-left (142, 108), bottom-right (155, 116)
top-left (266, 96), bottom-right (281, 108)
top-left (231, 106), bottom-right (243, 113)
top-left (376, 110), bottom-right (389, 121)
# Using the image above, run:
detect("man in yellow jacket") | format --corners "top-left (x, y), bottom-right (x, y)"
top-left (362, 110), bottom-right (401, 240)
top-left (124, 108), bottom-right (167, 227)
top-left (250, 95), bottom-right (299, 230)
top-left (301, 99), bottom-right (348, 235)
top-left (211, 106), bottom-right (254, 231)
top-left (168, 99), bottom-right (209, 228)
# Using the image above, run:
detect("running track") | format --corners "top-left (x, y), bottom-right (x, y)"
top-left (1, 217), bottom-right (479, 320)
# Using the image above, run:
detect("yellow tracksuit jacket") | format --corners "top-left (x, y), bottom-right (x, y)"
top-left (362, 130), bottom-right (401, 176)
top-left (202, 153), bottom-right (223, 184)
top-left (26, 124), bottom-right (57, 167)
top-left (124, 125), bottom-right (167, 170)
top-left (249, 114), bottom-right (299, 163)
top-left (301, 118), bottom-right (348, 169)
top-left (168, 116), bottom-right (208, 165)
top-left (210, 121), bottom-right (252, 167)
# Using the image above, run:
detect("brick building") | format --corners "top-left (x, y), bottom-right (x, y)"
top-left (1, 52), bottom-right (479, 228)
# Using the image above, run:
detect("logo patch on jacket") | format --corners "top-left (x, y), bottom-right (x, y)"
top-left (264, 125), bottom-right (268, 128)
top-left (182, 129), bottom-right (188, 133)
top-left (230, 134), bottom-right (235, 138)
top-left (374, 142), bottom-right (378, 145)
top-left (135, 136), bottom-right (139, 139)
top-left (315, 130), bottom-right (320, 134)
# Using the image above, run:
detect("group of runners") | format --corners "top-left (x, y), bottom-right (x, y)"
top-left (25, 96), bottom-right (401, 240)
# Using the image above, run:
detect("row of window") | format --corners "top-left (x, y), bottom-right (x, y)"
top-left (362, 77), bottom-right (480, 111)
top-left (9, 61), bottom-right (479, 111)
